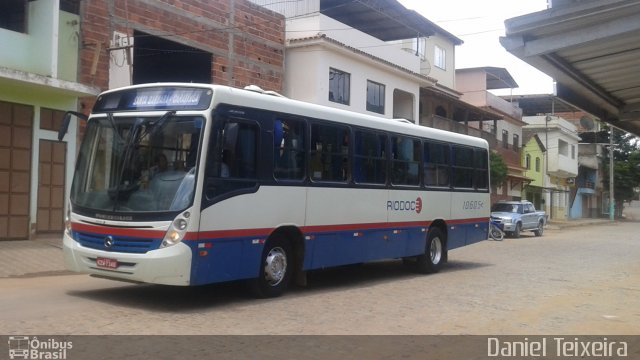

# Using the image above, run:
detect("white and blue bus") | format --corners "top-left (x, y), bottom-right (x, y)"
top-left (61, 83), bottom-right (490, 297)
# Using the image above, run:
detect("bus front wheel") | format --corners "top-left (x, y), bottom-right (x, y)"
top-left (414, 228), bottom-right (446, 274)
top-left (249, 237), bottom-right (292, 298)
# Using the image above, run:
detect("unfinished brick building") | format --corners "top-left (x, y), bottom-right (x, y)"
top-left (78, 0), bottom-right (285, 111)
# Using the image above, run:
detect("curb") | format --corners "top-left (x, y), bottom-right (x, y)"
top-left (546, 220), bottom-right (614, 230)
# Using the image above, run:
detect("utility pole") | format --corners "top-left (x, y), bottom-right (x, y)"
top-left (609, 126), bottom-right (615, 221)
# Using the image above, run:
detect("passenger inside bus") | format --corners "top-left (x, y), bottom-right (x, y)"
top-left (274, 119), bottom-right (305, 179)
top-left (150, 153), bottom-right (169, 178)
top-left (310, 124), bottom-right (349, 181)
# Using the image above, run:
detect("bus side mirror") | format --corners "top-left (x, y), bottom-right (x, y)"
top-left (58, 111), bottom-right (88, 141)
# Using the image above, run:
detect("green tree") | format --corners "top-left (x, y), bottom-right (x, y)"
top-left (490, 151), bottom-right (507, 189)
top-left (602, 125), bottom-right (640, 216)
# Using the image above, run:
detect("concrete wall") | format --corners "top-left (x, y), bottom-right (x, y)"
top-left (285, 43), bottom-right (420, 119)
top-left (425, 33), bottom-right (456, 88)
top-left (0, 0), bottom-right (59, 77)
top-left (524, 116), bottom-right (579, 177)
top-left (522, 137), bottom-right (545, 187)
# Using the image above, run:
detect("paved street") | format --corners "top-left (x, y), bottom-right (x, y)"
top-left (0, 220), bottom-right (639, 335)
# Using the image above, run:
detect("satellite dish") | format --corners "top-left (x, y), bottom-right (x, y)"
top-left (580, 116), bottom-right (595, 131)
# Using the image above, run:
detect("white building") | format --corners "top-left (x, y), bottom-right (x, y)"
top-left (248, 0), bottom-right (462, 123)
top-left (523, 116), bottom-right (580, 219)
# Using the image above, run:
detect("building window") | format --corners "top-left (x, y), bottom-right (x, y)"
top-left (60, 0), bottom-right (81, 15)
top-left (329, 68), bottom-right (350, 105)
top-left (513, 134), bottom-right (519, 151)
top-left (410, 37), bottom-right (427, 60)
top-left (435, 105), bottom-right (447, 118)
top-left (535, 157), bottom-right (541, 172)
top-left (40, 108), bottom-right (66, 132)
top-left (571, 144), bottom-right (576, 159)
top-left (558, 139), bottom-right (569, 156)
top-left (0, 0), bottom-right (27, 33)
top-left (434, 45), bottom-right (446, 70)
top-left (366, 80), bottom-right (385, 114)
top-left (525, 154), bottom-right (531, 170)
top-left (502, 129), bottom-right (509, 149)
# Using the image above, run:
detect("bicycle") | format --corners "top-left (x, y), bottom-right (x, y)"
top-left (489, 219), bottom-right (505, 241)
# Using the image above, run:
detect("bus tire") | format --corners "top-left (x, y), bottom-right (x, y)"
top-left (249, 237), bottom-right (292, 298)
top-left (414, 228), bottom-right (445, 274)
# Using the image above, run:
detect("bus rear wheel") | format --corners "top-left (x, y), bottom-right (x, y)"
top-left (414, 228), bottom-right (446, 274)
top-left (249, 238), bottom-right (292, 298)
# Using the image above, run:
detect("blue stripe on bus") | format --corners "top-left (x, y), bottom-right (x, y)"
top-left (187, 220), bottom-right (488, 285)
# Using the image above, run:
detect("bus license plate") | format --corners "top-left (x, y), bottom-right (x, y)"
top-left (96, 257), bottom-right (118, 270)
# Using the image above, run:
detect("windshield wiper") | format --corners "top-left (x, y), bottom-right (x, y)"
top-left (110, 111), bottom-right (177, 211)
top-left (107, 112), bottom-right (126, 144)
top-left (149, 110), bottom-right (176, 139)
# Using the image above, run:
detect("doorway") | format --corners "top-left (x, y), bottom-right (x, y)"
top-left (37, 140), bottom-right (66, 234)
top-left (0, 101), bottom-right (33, 240)
top-left (132, 30), bottom-right (212, 84)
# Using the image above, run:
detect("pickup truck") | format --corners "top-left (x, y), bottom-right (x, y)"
top-left (490, 201), bottom-right (546, 238)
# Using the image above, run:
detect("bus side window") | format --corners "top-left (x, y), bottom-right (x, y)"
top-left (474, 148), bottom-right (489, 190)
top-left (205, 119), bottom-right (259, 200)
top-left (452, 146), bottom-right (474, 188)
top-left (391, 136), bottom-right (420, 186)
top-left (310, 123), bottom-right (350, 182)
top-left (353, 130), bottom-right (386, 184)
top-left (223, 121), bottom-right (258, 178)
top-left (274, 119), bottom-right (306, 180)
top-left (424, 141), bottom-right (450, 187)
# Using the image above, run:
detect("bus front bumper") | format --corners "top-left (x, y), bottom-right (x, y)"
top-left (63, 233), bottom-right (193, 286)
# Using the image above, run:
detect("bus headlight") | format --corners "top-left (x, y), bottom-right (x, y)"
top-left (161, 210), bottom-right (191, 248)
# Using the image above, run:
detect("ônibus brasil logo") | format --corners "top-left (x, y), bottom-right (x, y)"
top-left (7, 336), bottom-right (72, 360)
top-left (387, 197), bottom-right (422, 214)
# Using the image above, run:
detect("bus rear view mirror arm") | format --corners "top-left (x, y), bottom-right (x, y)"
top-left (58, 111), bottom-right (88, 141)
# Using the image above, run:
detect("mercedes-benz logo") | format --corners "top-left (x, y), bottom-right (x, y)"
top-left (104, 236), bottom-right (114, 249)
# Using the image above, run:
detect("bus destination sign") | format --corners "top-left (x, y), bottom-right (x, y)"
top-left (94, 86), bottom-right (213, 112)
top-left (131, 89), bottom-right (202, 107)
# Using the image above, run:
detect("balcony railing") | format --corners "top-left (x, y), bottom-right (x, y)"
top-left (460, 91), bottom-right (522, 119)
top-left (423, 115), bottom-right (528, 153)
top-left (578, 180), bottom-right (596, 189)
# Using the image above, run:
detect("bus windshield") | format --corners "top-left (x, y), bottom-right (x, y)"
top-left (71, 113), bottom-right (203, 213)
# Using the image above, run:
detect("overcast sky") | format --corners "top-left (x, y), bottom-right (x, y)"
top-left (398, 0), bottom-right (554, 95)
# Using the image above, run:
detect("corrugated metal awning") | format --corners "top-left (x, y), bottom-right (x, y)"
top-left (500, 0), bottom-right (640, 136)
top-left (320, 0), bottom-right (462, 43)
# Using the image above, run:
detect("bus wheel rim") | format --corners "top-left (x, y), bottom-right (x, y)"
top-left (265, 247), bottom-right (287, 286)
top-left (430, 237), bottom-right (442, 265)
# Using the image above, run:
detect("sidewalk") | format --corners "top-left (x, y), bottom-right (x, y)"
top-left (0, 234), bottom-right (68, 278)
top-left (546, 217), bottom-right (613, 230)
